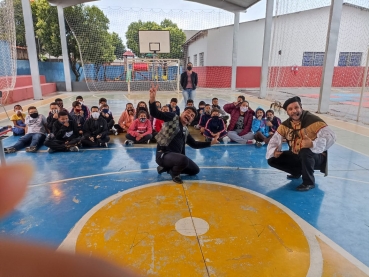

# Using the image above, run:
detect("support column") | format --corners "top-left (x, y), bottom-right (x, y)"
top-left (259, 0), bottom-right (274, 99)
top-left (21, 0), bottom-right (42, 100)
top-left (357, 46), bottom-right (369, 121)
top-left (231, 12), bottom-right (240, 91)
top-left (57, 6), bottom-right (72, 92)
top-left (318, 0), bottom-right (343, 113)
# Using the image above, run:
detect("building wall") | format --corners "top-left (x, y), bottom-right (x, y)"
top-left (186, 34), bottom-right (208, 66)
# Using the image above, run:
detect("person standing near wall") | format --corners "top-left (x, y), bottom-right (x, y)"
top-left (180, 62), bottom-right (198, 104)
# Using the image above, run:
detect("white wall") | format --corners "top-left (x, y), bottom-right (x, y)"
top-left (187, 5), bottom-right (369, 67)
top-left (187, 34), bottom-right (208, 66)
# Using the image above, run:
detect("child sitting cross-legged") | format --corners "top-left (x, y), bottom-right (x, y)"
top-left (204, 108), bottom-right (228, 142)
top-left (11, 105), bottom-right (26, 136)
top-left (125, 110), bottom-right (152, 145)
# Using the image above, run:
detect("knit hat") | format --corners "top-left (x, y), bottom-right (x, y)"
top-left (283, 96), bottom-right (301, 110)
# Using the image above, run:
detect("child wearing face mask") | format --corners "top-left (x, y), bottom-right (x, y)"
top-left (71, 96), bottom-right (90, 119)
top-left (125, 110), bottom-right (152, 145)
top-left (100, 104), bottom-right (116, 135)
top-left (192, 101), bottom-right (206, 128)
top-left (166, 98), bottom-right (180, 116)
top-left (11, 105), bottom-right (26, 136)
top-left (198, 104), bottom-right (212, 134)
top-left (204, 108), bottom-right (227, 142)
top-left (115, 103), bottom-right (135, 133)
top-left (81, 106), bottom-right (110, 148)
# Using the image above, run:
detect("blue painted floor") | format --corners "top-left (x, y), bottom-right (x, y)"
top-left (1, 136), bottom-right (369, 267)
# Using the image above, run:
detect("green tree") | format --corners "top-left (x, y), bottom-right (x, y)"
top-left (125, 19), bottom-right (186, 59)
top-left (111, 32), bottom-right (126, 60)
top-left (13, 0), bottom-right (27, 47)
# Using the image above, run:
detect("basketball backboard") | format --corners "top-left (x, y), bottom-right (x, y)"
top-left (139, 30), bottom-right (170, 54)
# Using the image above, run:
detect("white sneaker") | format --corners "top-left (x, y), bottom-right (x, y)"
top-left (124, 140), bottom-right (134, 146)
top-left (69, 146), bottom-right (79, 152)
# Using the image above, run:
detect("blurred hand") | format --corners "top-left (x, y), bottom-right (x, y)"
top-left (149, 83), bottom-right (159, 103)
top-left (0, 164), bottom-right (137, 277)
top-left (274, 149), bottom-right (283, 158)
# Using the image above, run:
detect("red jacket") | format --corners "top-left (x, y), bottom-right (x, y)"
top-left (128, 119), bottom-right (152, 137)
top-left (223, 103), bottom-right (254, 136)
top-left (153, 118), bottom-right (164, 133)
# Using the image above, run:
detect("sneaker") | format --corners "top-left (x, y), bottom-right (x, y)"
top-left (48, 148), bottom-right (56, 153)
top-left (26, 146), bottom-right (37, 153)
top-left (157, 166), bottom-right (167, 174)
top-left (112, 127), bottom-right (118, 136)
top-left (247, 139), bottom-right (256, 144)
top-left (124, 140), bottom-right (134, 146)
top-left (104, 143), bottom-right (108, 148)
top-left (4, 147), bottom-right (16, 154)
top-left (69, 146), bottom-right (79, 152)
top-left (172, 175), bottom-right (183, 184)
top-left (194, 125), bottom-right (200, 130)
top-left (147, 140), bottom-right (150, 144)
top-left (296, 183), bottom-right (315, 191)
top-left (256, 141), bottom-right (262, 148)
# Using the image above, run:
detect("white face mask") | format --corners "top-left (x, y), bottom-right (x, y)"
top-left (240, 107), bottom-right (248, 112)
top-left (91, 112), bottom-right (100, 119)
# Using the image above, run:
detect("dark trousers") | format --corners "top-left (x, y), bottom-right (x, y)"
top-left (254, 131), bottom-right (272, 144)
top-left (12, 133), bottom-right (46, 150)
top-left (268, 148), bottom-right (326, 186)
top-left (156, 151), bottom-right (200, 177)
top-left (107, 120), bottom-right (115, 130)
top-left (81, 136), bottom-right (110, 147)
top-left (114, 124), bottom-right (125, 133)
top-left (126, 133), bottom-right (152, 144)
top-left (44, 137), bottom-right (80, 152)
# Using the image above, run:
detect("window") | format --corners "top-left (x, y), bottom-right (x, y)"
top-left (199, 52), bottom-right (204, 66)
top-left (194, 54), bottom-right (198, 66)
top-left (338, 52), bottom-right (362, 66)
top-left (302, 52), bottom-right (325, 66)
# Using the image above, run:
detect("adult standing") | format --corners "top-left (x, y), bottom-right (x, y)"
top-left (149, 84), bottom-right (218, 184)
top-left (266, 96), bottom-right (336, 191)
top-left (180, 62), bottom-right (198, 104)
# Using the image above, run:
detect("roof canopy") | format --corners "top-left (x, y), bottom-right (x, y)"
top-left (47, 0), bottom-right (98, 8)
top-left (185, 0), bottom-right (261, 12)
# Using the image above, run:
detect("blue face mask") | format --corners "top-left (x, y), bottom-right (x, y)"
top-left (102, 109), bottom-right (109, 114)
top-left (140, 118), bottom-right (146, 123)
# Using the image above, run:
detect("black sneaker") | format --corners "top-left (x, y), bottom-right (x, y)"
top-left (26, 146), bottom-right (37, 153)
top-left (157, 166), bottom-right (166, 174)
top-left (69, 146), bottom-right (79, 152)
top-left (296, 183), bottom-right (315, 191)
top-left (4, 147), bottom-right (16, 154)
top-left (287, 174), bottom-right (301, 179)
top-left (172, 175), bottom-right (183, 184)
top-left (48, 148), bottom-right (56, 153)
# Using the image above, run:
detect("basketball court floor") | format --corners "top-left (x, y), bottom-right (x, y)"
top-left (0, 90), bottom-right (369, 276)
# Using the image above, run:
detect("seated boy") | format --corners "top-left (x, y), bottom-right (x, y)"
top-left (75, 95), bottom-right (90, 119)
top-left (69, 101), bottom-right (85, 136)
top-left (100, 104), bottom-right (116, 135)
top-left (198, 104), bottom-right (212, 133)
top-left (252, 107), bottom-right (270, 147)
top-left (265, 109), bottom-right (281, 137)
top-left (46, 102), bottom-right (61, 131)
top-left (192, 101), bottom-right (205, 128)
top-left (81, 106), bottom-right (110, 148)
top-left (11, 105), bottom-right (26, 136)
top-left (125, 110), bottom-right (152, 145)
top-left (4, 106), bottom-right (48, 153)
top-left (211, 97), bottom-right (229, 125)
top-left (167, 98), bottom-right (180, 116)
top-left (44, 111), bottom-right (80, 153)
top-left (204, 108), bottom-right (227, 142)
top-left (186, 99), bottom-right (194, 107)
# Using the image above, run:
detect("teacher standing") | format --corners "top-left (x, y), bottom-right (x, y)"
top-left (180, 62), bottom-right (198, 104)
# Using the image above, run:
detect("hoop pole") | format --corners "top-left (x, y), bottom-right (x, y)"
top-left (357, 46), bottom-right (369, 121)
top-left (177, 59), bottom-right (180, 94)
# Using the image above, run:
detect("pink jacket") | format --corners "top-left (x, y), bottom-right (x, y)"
top-left (118, 110), bottom-right (135, 129)
top-left (128, 119), bottom-right (152, 137)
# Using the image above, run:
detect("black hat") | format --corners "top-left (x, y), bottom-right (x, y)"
top-left (170, 98), bottom-right (178, 103)
top-left (283, 96), bottom-right (301, 110)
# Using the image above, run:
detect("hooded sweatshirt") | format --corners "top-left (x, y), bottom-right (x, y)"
top-left (252, 108), bottom-right (269, 137)
top-left (128, 118), bottom-right (152, 137)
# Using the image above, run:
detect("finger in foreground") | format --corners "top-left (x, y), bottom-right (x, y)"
top-left (0, 164), bottom-right (33, 218)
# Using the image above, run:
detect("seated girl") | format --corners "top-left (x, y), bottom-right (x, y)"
top-left (125, 110), bottom-right (152, 145)
top-left (204, 108), bottom-right (227, 142)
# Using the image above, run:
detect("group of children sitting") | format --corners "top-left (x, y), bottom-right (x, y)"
top-left (4, 94), bottom-right (281, 154)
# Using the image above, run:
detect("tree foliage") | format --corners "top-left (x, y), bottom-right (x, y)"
top-left (7, 0), bottom-right (126, 81)
top-left (126, 19), bottom-right (186, 59)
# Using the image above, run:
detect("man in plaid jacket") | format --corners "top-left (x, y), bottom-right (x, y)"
top-left (149, 85), bottom-right (219, 184)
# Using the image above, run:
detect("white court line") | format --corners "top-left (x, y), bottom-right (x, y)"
top-left (28, 166), bottom-right (369, 189)
top-left (57, 180), bottom-right (369, 275)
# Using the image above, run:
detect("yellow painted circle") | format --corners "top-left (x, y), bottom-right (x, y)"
top-left (75, 182), bottom-right (310, 276)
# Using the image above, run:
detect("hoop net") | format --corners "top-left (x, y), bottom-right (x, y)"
top-left (0, 0), bottom-right (17, 105)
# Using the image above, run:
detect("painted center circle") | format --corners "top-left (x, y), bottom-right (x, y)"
top-left (73, 182), bottom-right (311, 276)
top-left (175, 217), bottom-right (209, 236)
